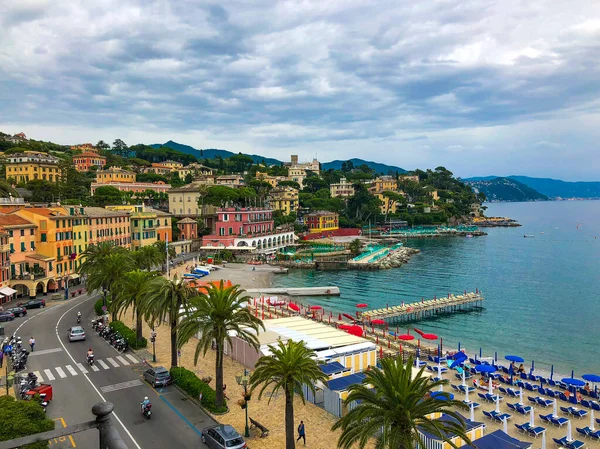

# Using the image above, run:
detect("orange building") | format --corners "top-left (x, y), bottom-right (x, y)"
top-left (73, 151), bottom-right (106, 172)
top-left (177, 217), bottom-right (197, 240)
top-left (84, 207), bottom-right (132, 249)
top-left (154, 209), bottom-right (173, 243)
top-left (0, 228), bottom-right (11, 303)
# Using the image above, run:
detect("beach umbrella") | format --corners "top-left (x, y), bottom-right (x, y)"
top-left (475, 364), bottom-right (496, 374)
top-left (356, 303), bottom-right (368, 308)
top-left (505, 355), bottom-right (524, 363)
top-left (431, 391), bottom-right (454, 401)
top-left (550, 365), bottom-right (554, 380)
top-left (338, 313), bottom-right (342, 321)
top-left (347, 325), bottom-right (363, 338)
top-left (469, 403), bottom-right (475, 421)
top-left (495, 393), bottom-right (501, 413)
top-left (464, 385), bottom-right (470, 403)
top-left (489, 377), bottom-right (493, 393)
top-left (562, 377), bottom-right (585, 394)
top-left (567, 420), bottom-right (572, 441)
top-left (590, 409), bottom-right (595, 431)
top-left (439, 382), bottom-right (443, 392)
top-left (398, 334), bottom-right (414, 341)
top-left (371, 319), bottom-right (385, 325)
top-left (530, 407), bottom-right (535, 427)
top-left (553, 399), bottom-right (558, 417)
top-left (310, 305), bottom-right (322, 311)
top-left (530, 360), bottom-right (535, 375)
top-left (541, 431), bottom-right (546, 449)
top-left (422, 333), bottom-right (438, 340)
top-left (519, 386), bottom-right (524, 405)
top-left (583, 374), bottom-right (600, 394)
top-left (503, 416), bottom-right (508, 434)
top-left (289, 303), bottom-right (300, 312)
top-left (462, 369), bottom-right (466, 387)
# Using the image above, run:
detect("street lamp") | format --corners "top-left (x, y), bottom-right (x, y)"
top-left (235, 369), bottom-right (251, 437)
top-left (150, 329), bottom-right (157, 363)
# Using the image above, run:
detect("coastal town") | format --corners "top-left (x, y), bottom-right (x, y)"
top-left (0, 134), bottom-right (596, 449)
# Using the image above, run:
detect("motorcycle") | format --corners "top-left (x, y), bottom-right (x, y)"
top-left (77, 315), bottom-right (81, 324)
top-left (114, 338), bottom-right (128, 353)
top-left (141, 402), bottom-right (152, 419)
top-left (87, 354), bottom-right (95, 366)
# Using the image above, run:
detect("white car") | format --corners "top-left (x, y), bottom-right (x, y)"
top-left (67, 326), bottom-right (86, 342)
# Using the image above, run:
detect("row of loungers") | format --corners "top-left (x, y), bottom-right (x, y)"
top-left (576, 426), bottom-right (600, 441)
top-left (482, 410), bottom-right (511, 423)
top-left (553, 436), bottom-right (586, 449)
top-left (514, 422), bottom-right (545, 438)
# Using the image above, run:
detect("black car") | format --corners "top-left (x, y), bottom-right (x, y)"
top-left (21, 299), bottom-right (46, 309)
top-left (6, 306), bottom-right (27, 317)
top-left (0, 311), bottom-right (15, 322)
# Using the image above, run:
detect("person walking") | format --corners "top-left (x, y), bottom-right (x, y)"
top-left (296, 420), bottom-right (306, 445)
top-left (29, 336), bottom-right (35, 352)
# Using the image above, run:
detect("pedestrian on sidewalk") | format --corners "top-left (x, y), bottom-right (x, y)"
top-left (296, 420), bottom-right (306, 445)
top-left (29, 336), bottom-right (35, 352)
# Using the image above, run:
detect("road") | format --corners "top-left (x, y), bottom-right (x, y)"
top-left (2, 294), bottom-right (216, 449)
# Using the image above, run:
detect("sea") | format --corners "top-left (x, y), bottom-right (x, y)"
top-left (272, 200), bottom-right (600, 378)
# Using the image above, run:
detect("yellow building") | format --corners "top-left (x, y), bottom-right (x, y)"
top-left (267, 186), bottom-right (299, 215)
top-left (418, 412), bottom-right (486, 449)
top-left (105, 205), bottom-right (172, 249)
top-left (5, 151), bottom-right (63, 183)
top-left (96, 167), bottom-right (136, 184)
top-left (305, 211), bottom-right (339, 234)
top-left (371, 176), bottom-right (397, 193)
top-left (287, 167), bottom-right (306, 188)
top-left (255, 172), bottom-right (286, 188)
top-left (157, 160), bottom-right (184, 171)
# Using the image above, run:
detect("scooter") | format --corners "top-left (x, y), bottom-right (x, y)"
top-left (141, 402), bottom-right (152, 419)
top-left (87, 354), bottom-right (95, 366)
top-left (77, 315), bottom-right (81, 324)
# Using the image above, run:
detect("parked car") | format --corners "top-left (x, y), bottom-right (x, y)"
top-left (67, 326), bottom-right (86, 342)
top-left (143, 366), bottom-right (172, 388)
top-left (6, 306), bottom-right (27, 317)
top-left (0, 311), bottom-right (15, 322)
top-left (201, 425), bottom-right (246, 449)
top-left (21, 299), bottom-right (46, 309)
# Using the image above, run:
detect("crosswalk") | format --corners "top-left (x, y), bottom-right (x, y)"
top-left (30, 354), bottom-right (139, 381)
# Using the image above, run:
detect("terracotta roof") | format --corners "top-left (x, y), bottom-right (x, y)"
top-left (83, 207), bottom-right (130, 217)
top-left (20, 207), bottom-right (68, 218)
top-left (177, 217), bottom-right (196, 224)
top-left (0, 214), bottom-right (36, 227)
top-left (73, 152), bottom-right (105, 159)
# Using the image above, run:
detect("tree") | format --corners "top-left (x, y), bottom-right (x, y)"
top-left (112, 139), bottom-right (128, 157)
top-left (177, 281), bottom-right (264, 407)
top-left (204, 185), bottom-right (240, 208)
top-left (144, 276), bottom-right (198, 367)
top-left (184, 173), bottom-right (193, 184)
top-left (93, 186), bottom-right (124, 207)
top-left (341, 160), bottom-right (354, 173)
top-left (381, 191), bottom-right (406, 220)
top-left (302, 175), bottom-right (328, 193)
top-left (169, 171), bottom-right (185, 188)
top-left (153, 240), bottom-right (176, 272)
top-left (250, 340), bottom-right (327, 449)
top-left (132, 245), bottom-right (162, 271)
top-left (349, 238), bottom-right (362, 256)
top-left (96, 140), bottom-right (110, 151)
top-left (0, 395), bottom-right (55, 449)
top-left (85, 252), bottom-right (133, 306)
top-left (228, 154), bottom-right (254, 173)
top-left (112, 269), bottom-right (155, 342)
top-left (333, 357), bottom-right (471, 449)
top-left (278, 180), bottom-right (301, 190)
top-left (0, 180), bottom-right (19, 198)
top-left (346, 184), bottom-right (381, 223)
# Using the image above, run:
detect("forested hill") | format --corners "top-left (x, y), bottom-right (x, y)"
top-left (465, 177), bottom-right (548, 202)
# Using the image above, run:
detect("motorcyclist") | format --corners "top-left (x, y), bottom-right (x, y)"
top-left (141, 396), bottom-right (151, 412)
top-left (87, 348), bottom-right (94, 361)
top-left (77, 311), bottom-right (82, 322)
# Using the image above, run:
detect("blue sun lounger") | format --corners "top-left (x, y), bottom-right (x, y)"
top-left (526, 426), bottom-right (545, 438)
top-left (550, 416), bottom-right (569, 427)
top-left (516, 405), bottom-right (532, 415)
top-left (539, 413), bottom-right (553, 424)
top-left (536, 397), bottom-right (553, 407)
top-left (553, 436), bottom-right (568, 446)
top-left (565, 440), bottom-right (585, 449)
top-left (576, 427), bottom-right (592, 438)
top-left (491, 411), bottom-right (511, 423)
top-left (514, 423), bottom-right (530, 433)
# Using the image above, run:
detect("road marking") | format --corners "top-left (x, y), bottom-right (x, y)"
top-left (100, 379), bottom-right (143, 393)
top-left (90, 364), bottom-right (100, 372)
top-left (76, 363), bottom-right (88, 374)
top-left (33, 370), bottom-right (43, 382)
top-left (65, 365), bottom-right (78, 376)
top-left (55, 367), bottom-right (67, 378)
top-left (28, 347), bottom-right (63, 357)
top-left (97, 359), bottom-right (109, 369)
top-left (44, 369), bottom-right (55, 381)
top-left (126, 354), bottom-right (138, 363)
top-left (106, 357), bottom-right (119, 368)
top-left (52, 417), bottom-right (76, 448)
top-left (116, 356), bottom-right (130, 365)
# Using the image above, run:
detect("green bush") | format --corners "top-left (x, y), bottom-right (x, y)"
top-left (94, 299), bottom-right (105, 316)
top-left (170, 366), bottom-right (227, 413)
top-left (109, 320), bottom-right (147, 349)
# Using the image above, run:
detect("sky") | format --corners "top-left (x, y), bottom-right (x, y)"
top-left (1, 0), bottom-right (600, 181)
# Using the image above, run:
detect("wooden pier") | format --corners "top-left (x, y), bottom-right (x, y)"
top-left (361, 292), bottom-right (484, 323)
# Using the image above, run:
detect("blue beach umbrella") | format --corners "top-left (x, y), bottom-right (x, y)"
top-left (505, 355), bottom-right (524, 383)
top-left (583, 374), bottom-right (600, 394)
top-left (530, 360), bottom-right (535, 375)
top-left (431, 391), bottom-right (454, 401)
top-left (550, 365), bottom-right (554, 380)
top-left (475, 364), bottom-right (497, 392)
top-left (562, 377), bottom-right (585, 394)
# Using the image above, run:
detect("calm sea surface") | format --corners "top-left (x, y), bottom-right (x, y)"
top-left (272, 200), bottom-right (600, 377)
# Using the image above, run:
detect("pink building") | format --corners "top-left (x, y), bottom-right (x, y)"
top-left (202, 207), bottom-right (295, 252)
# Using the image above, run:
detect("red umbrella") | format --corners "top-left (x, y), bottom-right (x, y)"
top-left (422, 333), bottom-right (438, 340)
top-left (380, 347), bottom-right (384, 358)
top-left (371, 319), bottom-right (386, 325)
top-left (310, 305), bottom-right (322, 311)
top-left (413, 328), bottom-right (425, 336)
top-left (338, 324), bottom-right (353, 330)
top-left (288, 303), bottom-right (300, 312)
top-left (356, 303), bottom-right (368, 308)
top-left (347, 325), bottom-right (363, 337)
top-left (342, 313), bottom-right (356, 322)
top-left (398, 334), bottom-right (414, 341)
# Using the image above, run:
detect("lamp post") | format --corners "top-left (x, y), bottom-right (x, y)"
top-left (235, 369), bottom-right (251, 437)
top-left (64, 275), bottom-right (69, 300)
top-left (150, 329), bottom-right (157, 363)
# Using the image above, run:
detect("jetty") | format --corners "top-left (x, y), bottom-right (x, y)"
top-left (245, 286), bottom-right (340, 297)
top-left (361, 292), bottom-right (484, 323)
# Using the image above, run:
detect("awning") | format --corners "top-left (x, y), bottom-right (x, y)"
top-left (0, 286), bottom-right (17, 296)
top-left (68, 274), bottom-right (80, 280)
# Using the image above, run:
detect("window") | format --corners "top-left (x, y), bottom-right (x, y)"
top-left (219, 228), bottom-right (225, 236)
top-left (20, 229), bottom-right (24, 237)
top-left (57, 247), bottom-right (61, 257)
top-left (228, 227), bottom-right (233, 235)
top-left (30, 229), bottom-right (34, 235)
top-left (41, 233), bottom-right (47, 242)
top-left (21, 242), bottom-right (25, 252)
top-left (30, 241), bottom-right (35, 250)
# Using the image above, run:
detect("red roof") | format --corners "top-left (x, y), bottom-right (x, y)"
top-left (0, 214), bottom-right (35, 227)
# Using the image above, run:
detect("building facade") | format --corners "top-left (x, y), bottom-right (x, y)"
top-left (95, 167), bottom-right (136, 184)
top-left (72, 151), bottom-right (106, 172)
top-left (330, 178), bottom-right (355, 198)
top-left (70, 143), bottom-right (96, 153)
top-left (255, 172), bottom-right (286, 188)
top-left (305, 211), bottom-right (339, 234)
top-left (0, 229), bottom-right (11, 303)
top-left (5, 152), bottom-right (62, 183)
top-left (105, 205), bottom-right (171, 248)
top-left (267, 187), bottom-right (299, 215)
top-left (215, 175), bottom-right (245, 187)
top-left (84, 207), bottom-right (132, 249)
top-left (177, 217), bottom-right (198, 240)
top-left (141, 163), bottom-right (172, 176)
top-left (91, 181), bottom-right (170, 195)
top-left (399, 175), bottom-right (420, 183)
top-left (371, 176), bottom-right (398, 193)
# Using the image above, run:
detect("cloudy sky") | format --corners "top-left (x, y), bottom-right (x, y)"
top-left (1, 0), bottom-right (600, 180)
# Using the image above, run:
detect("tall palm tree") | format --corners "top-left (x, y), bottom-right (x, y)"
top-left (85, 251), bottom-right (133, 307)
top-left (250, 340), bottom-right (328, 449)
top-left (143, 276), bottom-right (198, 367)
top-left (177, 281), bottom-right (264, 407)
top-left (332, 357), bottom-right (471, 449)
top-left (153, 240), bottom-right (176, 273)
top-left (132, 245), bottom-right (162, 271)
top-left (78, 241), bottom-right (123, 277)
top-left (112, 269), bottom-right (155, 342)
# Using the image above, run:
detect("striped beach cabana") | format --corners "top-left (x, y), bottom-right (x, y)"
top-left (418, 413), bottom-right (485, 449)
top-left (323, 373), bottom-right (367, 418)
top-left (458, 429), bottom-right (532, 449)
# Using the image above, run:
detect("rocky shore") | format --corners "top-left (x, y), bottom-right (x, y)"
top-left (378, 247), bottom-right (420, 269)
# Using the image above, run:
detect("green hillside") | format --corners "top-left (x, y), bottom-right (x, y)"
top-left (465, 177), bottom-right (548, 202)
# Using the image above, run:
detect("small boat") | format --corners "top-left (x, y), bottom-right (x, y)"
top-left (524, 235), bottom-right (534, 238)
top-left (265, 296), bottom-right (286, 307)
top-left (466, 234), bottom-right (473, 238)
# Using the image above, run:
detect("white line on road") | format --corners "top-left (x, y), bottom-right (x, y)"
top-left (55, 367), bottom-right (67, 378)
top-left (106, 357), bottom-right (119, 368)
top-left (90, 364), bottom-right (100, 372)
top-left (44, 369), bottom-right (55, 381)
top-left (28, 347), bottom-right (63, 357)
top-left (76, 363), bottom-right (89, 374)
top-left (97, 359), bottom-right (109, 370)
top-left (65, 364), bottom-right (78, 376)
top-left (33, 371), bottom-right (43, 382)
top-left (126, 354), bottom-right (138, 363)
top-left (116, 356), bottom-right (130, 365)
top-left (100, 379), bottom-right (143, 393)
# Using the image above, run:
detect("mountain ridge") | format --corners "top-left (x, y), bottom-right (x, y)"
top-left (465, 177), bottom-right (549, 202)
top-left (464, 175), bottom-right (600, 199)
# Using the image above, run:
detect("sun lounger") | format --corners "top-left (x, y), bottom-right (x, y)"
top-left (507, 388), bottom-right (518, 397)
top-left (499, 387), bottom-right (508, 394)
top-left (492, 412), bottom-right (511, 423)
top-left (525, 383), bottom-right (535, 391)
top-left (550, 416), bottom-right (569, 427)
top-left (478, 393), bottom-right (488, 401)
top-left (590, 391), bottom-right (598, 399)
top-left (581, 400), bottom-right (592, 408)
top-left (590, 430), bottom-right (600, 441)
top-left (539, 414), bottom-right (552, 424)
top-left (536, 397), bottom-right (553, 407)
top-left (526, 426), bottom-right (545, 438)
top-left (547, 389), bottom-right (556, 398)
top-left (514, 423), bottom-right (530, 433)
top-left (592, 403), bottom-right (600, 412)
top-left (528, 396), bottom-right (538, 405)
top-left (452, 384), bottom-right (460, 391)
top-left (565, 439), bottom-right (585, 449)
top-left (576, 427), bottom-right (591, 438)
top-left (553, 436), bottom-right (568, 446)
top-left (483, 411), bottom-right (493, 420)
top-left (548, 379), bottom-right (557, 386)
top-left (516, 405), bottom-right (532, 415)
top-left (597, 418), bottom-right (600, 425)
top-left (570, 408), bottom-right (588, 418)
top-left (562, 406), bottom-right (572, 414)
top-left (508, 403), bottom-right (517, 411)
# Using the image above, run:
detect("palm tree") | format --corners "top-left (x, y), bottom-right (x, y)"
top-left (132, 245), bottom-right (162, 271)
top-left (112, 269), bottom-right (155, 342)
top-left (177, 281), bottom-right (264, 407)
top-left (153, 240), bottom-right (176, 273)
top-left (85, 251), bottom-right (133, 308)
top-left (143, 276), bottom-right (198, 367)
top-left (332, 357), bottom-right (471, 449)
top-left (78, 241), bottom-right (123, 277)
top-left (250, 340), bottom-right (327, 449)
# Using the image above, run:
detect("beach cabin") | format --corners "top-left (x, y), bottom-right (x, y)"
top-left (302, 361), bottom-right (353, 405)
top-left (458, 430), bottom-right (532, 449)
top-left (315, 342), bottom-right (377, 372)
top-left (418, 413), bottom-right (485, 449)
top-left (323, 373), bottom-right (366, 418)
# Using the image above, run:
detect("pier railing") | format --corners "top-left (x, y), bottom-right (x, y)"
top-left (0, 402), bottom-right (128, 449)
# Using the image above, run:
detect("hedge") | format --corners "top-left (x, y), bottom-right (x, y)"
top-left (170, 366), bottom-right (227, 413)
top-left (94, 299), bottom-right (104, 316)
top-left (109, 320), bottom-right (147, 349)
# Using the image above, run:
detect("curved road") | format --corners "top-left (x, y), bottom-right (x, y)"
top-left (2, 294), bottom-right (215, 449)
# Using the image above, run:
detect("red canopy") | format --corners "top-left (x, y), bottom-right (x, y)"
top-left (338, 324), bottom-right (353, 330)
top-left (398, 334), bottom-right (414, 341)
top-left (356, 303), bottom-right (368, 308)
top-left (342, 313), bottom-right (356, 322)
top-left (371, 319), bottom-right (386, 325)
top-left (288, 303), bottom-right (300, 312)
top-left (346, 325), bottom-right (364, 337)
top-left (310, 305), bottom-right (322, 310)
top-left (422, 333), bottom-right (438, 340)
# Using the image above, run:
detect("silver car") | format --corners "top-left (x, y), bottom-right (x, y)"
top-left (201, 425), bottom-right (246, 449)
top-left (67, 326), bottom-right (86, 342)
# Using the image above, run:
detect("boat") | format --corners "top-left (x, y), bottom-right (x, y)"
top-left (466, 234), bottom-right (473, 238)
top-left (524, 235), bottom-right (534, 238)
top-left (265, 296), bottom-right (286, 307)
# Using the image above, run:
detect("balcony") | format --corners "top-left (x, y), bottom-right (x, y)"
top-left (0, 244), bottom-right (10, 252)
top-left (11, 269), bottom-right (48, 281)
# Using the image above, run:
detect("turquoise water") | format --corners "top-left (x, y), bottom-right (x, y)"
top-left (273, 200), bottom-right (600, 377)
